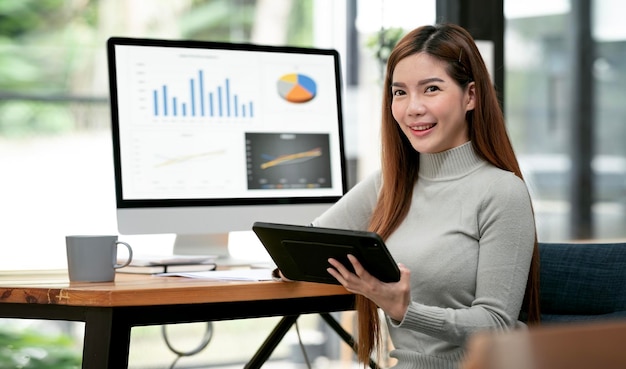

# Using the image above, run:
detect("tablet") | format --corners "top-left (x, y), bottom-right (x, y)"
top-left (252, 222), bottom-right (400, 285)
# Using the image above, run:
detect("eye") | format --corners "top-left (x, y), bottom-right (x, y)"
top-left (392, 89), bottom-right (406, 96)
top-left (425, 85), bottom-right (440, 93)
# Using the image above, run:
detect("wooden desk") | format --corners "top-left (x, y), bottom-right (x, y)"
top-left (462, 320), bottom-right (626, 369)
top-left (0, 272), bottom-right (355, 369)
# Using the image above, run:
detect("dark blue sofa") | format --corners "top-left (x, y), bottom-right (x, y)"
top-left (538, 241), bottom-right (626, 323)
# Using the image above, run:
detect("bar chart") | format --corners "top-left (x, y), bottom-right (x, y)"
top-left (152, 70), bottom-right (254, 120)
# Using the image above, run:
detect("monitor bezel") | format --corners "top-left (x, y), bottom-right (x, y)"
top-left (106, 36), bottom-right (348, 210)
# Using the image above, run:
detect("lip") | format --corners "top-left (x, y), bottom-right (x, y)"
top-left (408, 123), bottom-right (436, 136)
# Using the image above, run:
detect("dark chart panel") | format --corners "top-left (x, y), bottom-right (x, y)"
top-left (246, 133), bottom-right (332, 190)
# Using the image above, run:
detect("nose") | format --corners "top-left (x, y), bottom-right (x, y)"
top-left (406, 95), bottom-right (426, 116)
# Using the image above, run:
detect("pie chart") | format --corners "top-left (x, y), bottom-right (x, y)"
top-left (277, 73), bottom-right (317, 103)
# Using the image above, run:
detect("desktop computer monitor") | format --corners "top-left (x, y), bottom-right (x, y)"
top-left (106, 37), bottom-right (347, 259)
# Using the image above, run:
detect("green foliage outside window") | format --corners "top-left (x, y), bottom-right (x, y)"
top-left (0, 326), bottom-right (81, 369)
top-left (0, 0), bottom-right (313, 137)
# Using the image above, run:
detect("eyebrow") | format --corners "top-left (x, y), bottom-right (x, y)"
top-left (391, 77), bottom-right (445, 87)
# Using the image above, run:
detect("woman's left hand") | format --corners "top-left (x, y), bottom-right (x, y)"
top-left (327, 254), bottom-right (411, 322)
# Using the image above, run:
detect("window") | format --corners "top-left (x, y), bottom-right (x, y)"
top-left (505, 0), bottom-right (626, 241)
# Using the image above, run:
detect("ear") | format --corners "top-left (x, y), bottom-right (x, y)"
top-left (465, 82), bottom-right (476, 112)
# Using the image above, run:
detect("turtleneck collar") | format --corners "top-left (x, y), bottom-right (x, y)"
top-left (418, 141), bottom-right (486, 180)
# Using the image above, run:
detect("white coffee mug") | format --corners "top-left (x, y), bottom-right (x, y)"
top-left (65, 235), bottom-right (133, 282)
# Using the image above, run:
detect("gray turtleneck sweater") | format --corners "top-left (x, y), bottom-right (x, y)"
top-left (312, 142), bottom-right (535, 369)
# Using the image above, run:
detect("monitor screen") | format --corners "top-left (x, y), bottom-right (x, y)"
top-left (107, 37), bottom-right (347, 260)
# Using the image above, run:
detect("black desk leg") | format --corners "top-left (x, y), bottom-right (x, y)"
top-left (320, 313), bottom-right (379, 369)
top-left (244, 315), bottom-right (300, 369)
top-left (83, 308), bottom-right (132, 369)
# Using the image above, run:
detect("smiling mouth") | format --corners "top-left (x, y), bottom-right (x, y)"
top-left (410, 123), bottom-right (436, 131)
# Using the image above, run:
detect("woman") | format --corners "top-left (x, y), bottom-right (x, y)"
top-left (315, 23), bottom-right (540, 368)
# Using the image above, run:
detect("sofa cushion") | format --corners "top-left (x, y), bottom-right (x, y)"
top-left (539, 242), bottom-right (626, 318)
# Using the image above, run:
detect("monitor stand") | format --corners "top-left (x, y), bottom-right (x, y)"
top-left (172, 233), bottom-right (268, 267)
top-left (173, 233), bottom-right (229, 256)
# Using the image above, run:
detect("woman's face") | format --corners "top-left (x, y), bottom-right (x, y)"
top-left (391, 52), bottom-right (475, 154)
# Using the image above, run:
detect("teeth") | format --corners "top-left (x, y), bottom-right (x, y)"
top-left (411, 124), bottom-right (435, 131)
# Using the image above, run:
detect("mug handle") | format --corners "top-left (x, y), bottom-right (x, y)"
top-left (114, 241), bottom-right (133, 269)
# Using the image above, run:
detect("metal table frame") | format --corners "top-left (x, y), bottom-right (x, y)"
top-left (0, 294), bottom-right (380, 368)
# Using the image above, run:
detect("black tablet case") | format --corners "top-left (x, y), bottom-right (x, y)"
top-left (252, 222), bottom-right (400, 285)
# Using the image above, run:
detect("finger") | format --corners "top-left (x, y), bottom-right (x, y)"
top-left (398, 264), bottom-right (411, 280)
top-left (327, 266), bottom-right (356, 290)
top-left (278, 269), bottom-right (294, 282)
top-left (327, 257), bottom-right (352, 277)
top-left (347, 254), bottom-right (377, 283)
top-left (346, 254), bottom-right (365, 276)
top-left (326, 267), bottom-right (346, 285)
top-left (327, 267), bottom-right (364, 295)
top-left (327, 258), bottom-right (362, 290)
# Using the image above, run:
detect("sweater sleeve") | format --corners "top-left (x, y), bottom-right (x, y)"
top-left (393, 173), bottom-right (535, 345)
top-left (311, 171), bottom-right (381, 230)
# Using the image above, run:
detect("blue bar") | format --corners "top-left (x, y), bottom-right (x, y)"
top-left (152, 90), bottom-right (159, 117)
top-left (234, 95), bottom-right (238, 117)
top-left (190, 79), bottom-right (195, 116)
top-left (173, 97), bottom-right (177, 116)
top-left (209, 92), bottom-right (214, 117)
top-left (162, 85), bottom-right (168, 116)
top-left (242, 105), bottom-right (246, 118)
top-left (249, 102), bottom-right (254, 118)
top-left (182, 103), bottom-right (187, 116)
top-left (225, 79), bottom-right (230, 117)
top-left (199, 70), bottom-right (205, 116)
top-left (218, 87), bottom-right (223, 117)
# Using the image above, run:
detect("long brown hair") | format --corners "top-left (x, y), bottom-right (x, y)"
top-left (354, 23), bottom-right (541, 366)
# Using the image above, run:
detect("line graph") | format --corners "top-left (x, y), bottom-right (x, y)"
top-left (260, 147), bottom-right (322, 169)
top-left (246, 132), bottom-right (332, 190)
top-left (155, 149), bottom-right (227, 168)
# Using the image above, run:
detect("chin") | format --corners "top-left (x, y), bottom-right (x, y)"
top-left (411, 143), bottom-right (438, 154)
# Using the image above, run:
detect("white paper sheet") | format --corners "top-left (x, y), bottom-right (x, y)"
top-left (159, 268), bottom-right (275, 281)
